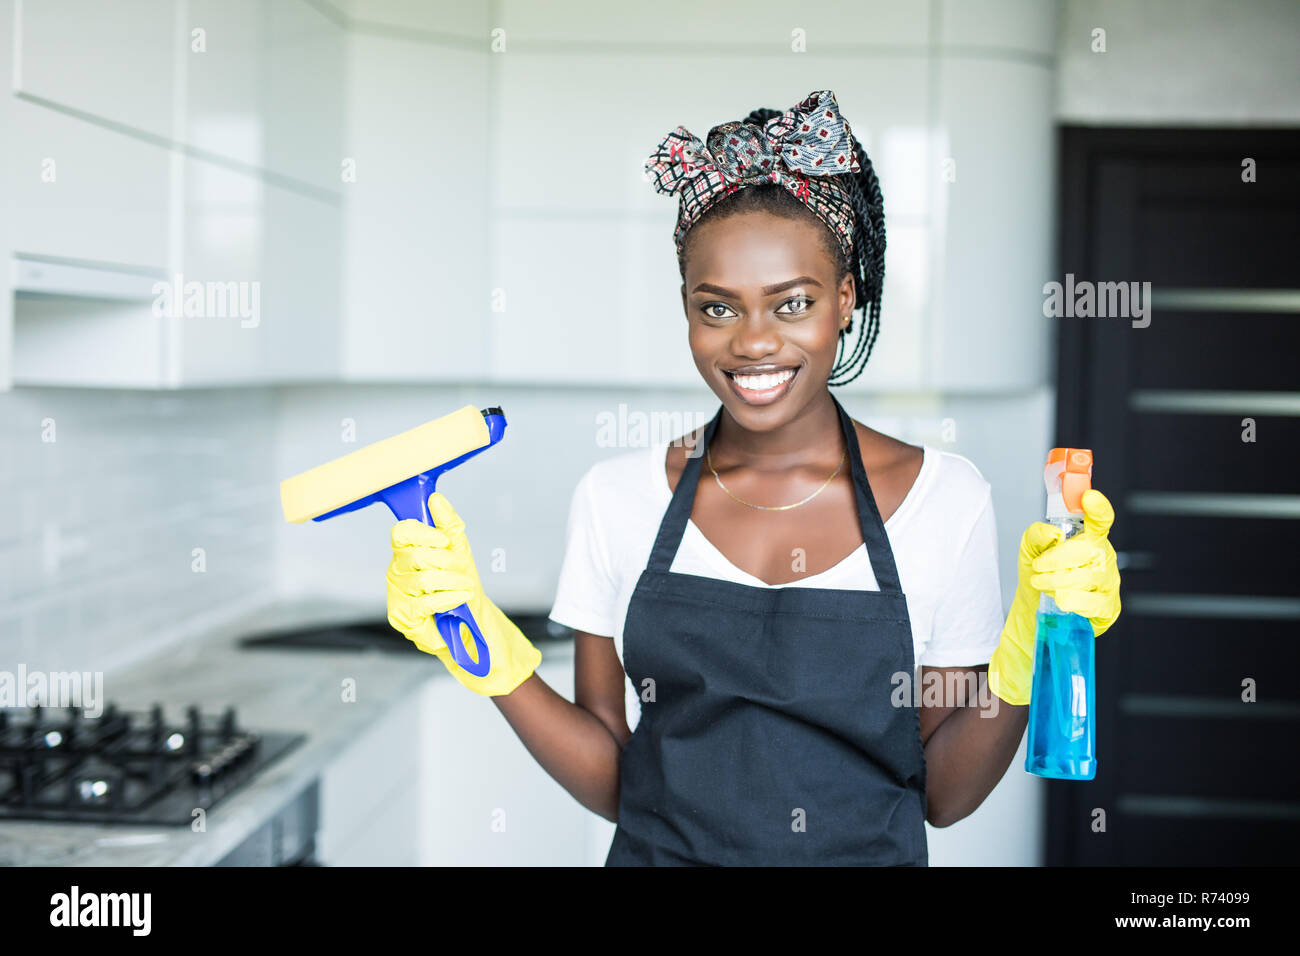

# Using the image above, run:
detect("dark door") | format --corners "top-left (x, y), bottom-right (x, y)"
top-left (1051, 126), bottom-right (1300, 865)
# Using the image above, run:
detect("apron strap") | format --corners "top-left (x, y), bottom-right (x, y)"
top-left (645, 408), bottom-right (722, 572)
top-left (645, 396), bottom-right (905, 595)
top-left (832, 396), bottom-right (904, 593)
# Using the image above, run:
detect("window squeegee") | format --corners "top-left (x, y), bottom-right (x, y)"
top-left (279, 405), bottom-right (508, 677)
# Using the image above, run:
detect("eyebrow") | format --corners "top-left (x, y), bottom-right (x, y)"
top-left (691, 276), bottom-right (823, 297)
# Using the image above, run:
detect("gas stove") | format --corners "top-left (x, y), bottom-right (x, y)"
top-left (0, 703), bottom-right (305, 825)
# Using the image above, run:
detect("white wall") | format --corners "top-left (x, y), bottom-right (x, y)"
top-left (1058, 0), bottom-right (1300, 124)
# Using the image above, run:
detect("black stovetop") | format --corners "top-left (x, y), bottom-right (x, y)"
top-left (0, 703), bottom-right (304, 825)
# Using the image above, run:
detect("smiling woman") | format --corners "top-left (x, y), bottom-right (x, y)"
top-left (548, 90), bottom-right (1024, 866)
top-left (383, 88), bottom-right (1119, 868)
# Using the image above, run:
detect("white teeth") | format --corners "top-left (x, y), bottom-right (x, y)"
top-left (732, 369), bottom-right (794, 391)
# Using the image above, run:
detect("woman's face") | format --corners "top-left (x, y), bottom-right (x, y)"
top-left (681, 210), bottom-right (856, 432)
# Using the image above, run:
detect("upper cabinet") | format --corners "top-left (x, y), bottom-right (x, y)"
top-left (173, 0), bottom-right (344, 386)
top-left (186, 0), bottom-right (346, 186)
top-left (4, 0), bottom-right (344, 389)
top-left (4, 0), bottom-right (1057, 393)
top-left (9, 95), bottom-right (172, 271)
top-left (14, 0), bottom-right (177, 140)
top-left (335, 19), bottom-right (491, 383)
top-left (185, 0), bottom-right (267, 171)
top-left (262, 0), bottom-right (345, 193)
top-left (485, 0), bottom-right (1057, 394)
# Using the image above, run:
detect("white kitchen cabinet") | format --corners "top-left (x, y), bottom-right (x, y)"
top-left (927, 55), bottom-right (1055, 391)
top-left (167, 157), bottom-right (265, 386)
top-left (5, 0), bottom-right (345, 389)
top-left (5, 0), bottom-right (1056, 393)
top-left (0, 0), bottom-right (14, 389)
top-left (185, 0), bottom-right (345, 184)
top-left (325, 774), bottom-right (421, 866)
top-left (11, 147), bottom-right (342, 388)
top-left (416, 645), bottom-right (596, 866)
top-left (8, 97), bottom-right (172, 271)
top-left (317, 675), bottom-right (426, 866)
top-left (14, 0), bottom-right (177, 140)
top-left (334, 0), bottom-right (488, 35)
top-left (256, 184), bottom-right (343, 382)
top-left (262, 0), bottom-right (345, 192)
top-left (7, 92), bottom-right (175, 389)
top-left (338, 30), bottom-right (491, 382)
top-left (15, 0), bottom-right (343, 190)
top-left (12, 294), bottom-right (168, 387)
top-left (489, 218), bottom-right (667, 387)
top-left (317, 647), bottom-right (595, 867)
top-left (488, 49), bottom-right (936, 391)
top-left (178, 173), bottom-right (343, 386)
top-left (171, 159), bottom-right (342, 386)
top-left (498, 0), bottom-right (929, 47)
top-left (184, 0), bottom-right (345, 188)
top-left (185, 0), bottom-right (267, 170)
top-left (482, 14), bottom-right (1056, 394)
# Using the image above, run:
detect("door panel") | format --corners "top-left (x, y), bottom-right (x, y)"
top-left (1124, 515), bottom-right (1295, 596)
top-left (1128, 414), bottom-right (1300, 493)
top-left (1128, 309), bottom-right (1299, 390)
top-left (1051, 127), bottom-right (1300, 866)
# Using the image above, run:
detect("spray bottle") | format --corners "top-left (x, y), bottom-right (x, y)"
top-left (1025, 447), bottom-right (1097, 780)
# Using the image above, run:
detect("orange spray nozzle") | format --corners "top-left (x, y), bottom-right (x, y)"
top-left (1045, 447), bottom-right (1093, 515)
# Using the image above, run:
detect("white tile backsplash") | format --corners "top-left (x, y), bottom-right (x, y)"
top-left (0, 387), bottom-right (280, 677)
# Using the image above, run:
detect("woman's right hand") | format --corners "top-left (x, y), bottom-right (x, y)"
top-left (386, 492), bottom-right (541, 696)
top-left (987, 521), bottom-right (1064, 706)
top-left (987, 489), bottom-right (1122, 706)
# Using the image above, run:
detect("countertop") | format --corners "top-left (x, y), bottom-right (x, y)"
top-left (0, 600), bottom-right (571, 866)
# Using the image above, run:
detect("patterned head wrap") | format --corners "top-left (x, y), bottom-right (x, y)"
top-left (644, 90), bottom-right (862, 266)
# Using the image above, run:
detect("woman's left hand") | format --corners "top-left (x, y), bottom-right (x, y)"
top-left (1028, 488), bottom-right (1122, 637)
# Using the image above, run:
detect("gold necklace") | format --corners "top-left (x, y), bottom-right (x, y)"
top-left (706, 444), bottom-right (847, 512)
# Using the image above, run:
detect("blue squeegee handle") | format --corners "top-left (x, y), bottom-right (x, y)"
top-left (352, 408), bottom-right (507, 679)
top-left (434, 604), bottom-right (492, 678)
top-left (417, 477), bottom-right (492, 679)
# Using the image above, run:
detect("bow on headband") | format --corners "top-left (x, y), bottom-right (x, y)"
top-left (644, 90), bottom-right (862, 262)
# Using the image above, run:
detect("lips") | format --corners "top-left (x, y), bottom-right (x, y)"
top-left (723, 365), bottom-right (800, 405)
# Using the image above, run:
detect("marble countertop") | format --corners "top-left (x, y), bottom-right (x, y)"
top-left (0, 600), bottom-right (568, 866)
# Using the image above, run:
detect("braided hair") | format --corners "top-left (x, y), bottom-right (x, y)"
top-left (679, 106), bottom-right (886, 386)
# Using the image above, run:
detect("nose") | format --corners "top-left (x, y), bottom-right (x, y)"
top-left (730, 313), bottom-right (782, 360)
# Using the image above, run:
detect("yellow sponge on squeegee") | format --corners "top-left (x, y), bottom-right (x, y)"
top-left (280, 404), bottom-right (491, 523)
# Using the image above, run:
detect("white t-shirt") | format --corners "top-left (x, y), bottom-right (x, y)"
top-left (549, 440), bottom-right (1007, 729)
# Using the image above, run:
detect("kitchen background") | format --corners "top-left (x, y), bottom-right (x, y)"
top-left (1, 0), bottom-right (1296, 866)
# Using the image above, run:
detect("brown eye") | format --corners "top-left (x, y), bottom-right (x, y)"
top-left (779, 297), bottom-right (813, 315)
top-left (703, 303), bottom-right (734, 319)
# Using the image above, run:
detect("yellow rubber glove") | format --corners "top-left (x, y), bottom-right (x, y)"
top-left (387, 492), bottom-right (541, 696)
top-left (988, 488), bottom-right (1122, 705)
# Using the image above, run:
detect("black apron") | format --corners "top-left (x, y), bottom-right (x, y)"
top-left (606, 395), bottom-right (928, 866)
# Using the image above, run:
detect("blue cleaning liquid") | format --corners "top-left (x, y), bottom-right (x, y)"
top-left (1025, 602), bottom-right (1096, 780)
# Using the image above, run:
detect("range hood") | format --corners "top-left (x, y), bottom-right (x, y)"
top-left (12, 253), bottom-right (163, 301)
